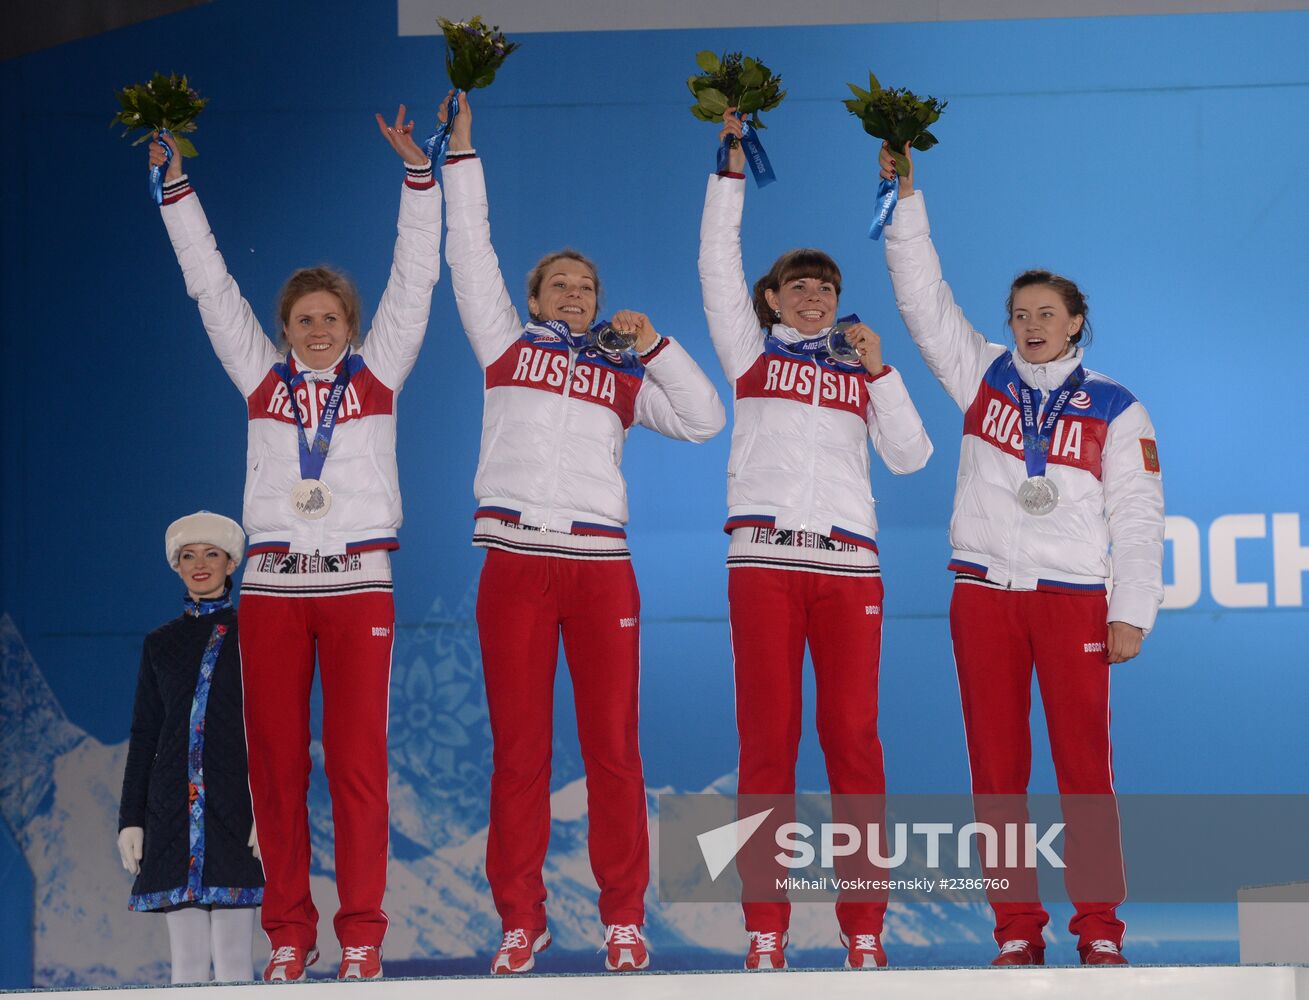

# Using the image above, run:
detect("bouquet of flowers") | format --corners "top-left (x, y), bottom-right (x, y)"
top-left (843, 71), bottom-right (945, 177)
top-left (688, 51), bottom-right (785, 186)
top-left (426, 16), bottom-right (519, 164)
top-left (111, 73), bottom-right (206, 157)
top-left (688, 51), bottom-right (785, 129)
top-left (438, 15), bottom-right (519, 92)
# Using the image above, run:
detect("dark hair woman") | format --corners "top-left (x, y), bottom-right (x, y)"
top-left (880, 141), bottom-right (1164, 968)
top-left (697, 111), bottom-right (934, 972)
top-left (118, 512), bottom-right (262, 984)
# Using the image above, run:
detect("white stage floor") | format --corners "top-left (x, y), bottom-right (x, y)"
top-left (5, 966), bottom-right (1309, 1000)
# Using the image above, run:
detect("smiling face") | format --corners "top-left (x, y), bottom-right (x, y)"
top-left (283, 290), bottom-right (350, 369)
top-left (764, 276), bottom-right (839, 337)
top-left (1009, 284), bottom-right (1084, 364)
top-left (528, 258), bottom-right (598, 333)
top-left (175, 543), bottom-right (236, 601)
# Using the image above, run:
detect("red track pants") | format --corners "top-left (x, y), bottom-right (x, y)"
top-left (239, 591), bottom-right (395, 950)
top-left (950, 580), bottom-right (1126, 949)
top-left (729, 566), bottom-right (888, 935)
top-left (476, 549), bottom-right (648, 930)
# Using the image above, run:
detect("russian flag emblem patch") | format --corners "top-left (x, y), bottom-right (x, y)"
top-left (1140, 438), bottom-right (1161, 473)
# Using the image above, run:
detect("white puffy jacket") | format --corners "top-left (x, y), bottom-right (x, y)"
top-left (698, 174), bottom-right (933, 550)
top-left (161, 173), bottom-right (441, 556)
top-left (442, 158), bottom-right (725, 533)
top-left (884, 191), bottom-right (1164, 631)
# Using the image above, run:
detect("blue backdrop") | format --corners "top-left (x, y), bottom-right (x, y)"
top-left (1, 2), bottom-right (1307, 985)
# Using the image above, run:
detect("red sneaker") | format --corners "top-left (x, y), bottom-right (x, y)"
top-left (490, 927), bottom-right (551, 974)
top-left (263, 945), bottom-right (319, 982)
top-left (337, 945), bottom-right (382, 980)
top-left (991, 939), bottom-right (1044, 966)
top-left (744, 930), bottom-right (788, 970)
top-left (840, 931), bottom-right (888, 969)
top-left (603, 924), bottom-right (650, 972)
top-left (1081, 939), bottom-right (1129, 965)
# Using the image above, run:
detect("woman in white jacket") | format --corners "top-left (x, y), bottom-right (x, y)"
top-left (149, 108), bottom-right (441, 983)
top-left (698, 113), bottom-right (933, 972)
top-left (438, 94), bottom-right (725, 976)
top-left (881, 143), bottom-right (1165, 968)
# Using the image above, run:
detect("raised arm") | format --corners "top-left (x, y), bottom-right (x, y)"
top-left (357, 104), bottom-right (442, 390)
top-left (617, 310), bottom-right (726, 442)
top-left (152, 133), bottom-right (278, 396)
top-left (697, 110), bottom-right (765, 384)
top-left (880, 145), bottom-right (998, 412)
top-left (438, 93), bottom-right (524, 369)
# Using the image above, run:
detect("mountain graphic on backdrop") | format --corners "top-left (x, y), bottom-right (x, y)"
top-left (1, 604), bottom-right (998, 985)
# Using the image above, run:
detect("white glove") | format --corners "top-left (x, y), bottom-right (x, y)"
top-left (118, 827), bottom-right (144, 875)
top-left (248, 821), bottom-right (261, 861)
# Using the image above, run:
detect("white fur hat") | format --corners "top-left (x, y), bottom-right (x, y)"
top-left (165, 511), bottom-right (246, 569)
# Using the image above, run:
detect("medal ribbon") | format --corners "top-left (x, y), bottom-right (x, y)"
top-left (423, 90), bottom-right (463, 167)
top-left (867, 176), bottom-right (898, 241)
top-left (529, 317), bottom-right (589, 351)
top-left (767, 314), bottom-right (861, 365)
top-left (149, 128), bottom-right (174, 206)
top-left (1017, 365), bottom-right (1085, 479)
top-left (716, 114), bottom-right (776, 188)
top-left (274, 350), bottom-right (360, 482)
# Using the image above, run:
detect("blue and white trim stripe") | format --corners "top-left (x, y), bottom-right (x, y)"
top-left (129, 885), bottom-right (262, 911)
top-left (185, 624), bottom-right (228, 900)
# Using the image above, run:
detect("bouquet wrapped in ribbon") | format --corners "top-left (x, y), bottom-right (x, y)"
top-left (111, 73), bottom-right (207, 204)
top-left (426, 15), bottom-right (519, 164)
top-left (843, 72), bottom-right (946, 238)
top-left (688, 51), bottom-right (785, 186)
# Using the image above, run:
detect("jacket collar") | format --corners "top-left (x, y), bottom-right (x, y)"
top-left (288, 347), bottom-right (350, 377)
top-left (1011, 345), bottom-right (1084, 392)
top-left (769, 322), bottom-right (838, 344)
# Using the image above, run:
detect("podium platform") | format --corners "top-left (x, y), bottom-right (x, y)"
top-left (5, 966), bottom-right (1307, 1000)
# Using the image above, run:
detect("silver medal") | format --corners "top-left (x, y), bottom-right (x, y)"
top-left (290, 478), bottom-right (333, 520)
top-left (826, 322), bottom-right (861, 364)
top-left (1017, 476), bottom-right (1059, 516)
top-left (591, 321), bottom-right (638, 354)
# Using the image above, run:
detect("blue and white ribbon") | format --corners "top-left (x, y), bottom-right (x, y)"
top-left (1017, 366), bottom-right (1085, 479)
top-left (185, 622), bottom-right (228, 898)
top-left (274, 350), bottom-right (361, 482)
top-left (423, 90), bottom-right (463, 167)
top-left (149, 128), bottom-right (174, 206)
top-left (717, 114), bottom-right (776, 187)
top-left (868, 176), bottom-right (898, 241)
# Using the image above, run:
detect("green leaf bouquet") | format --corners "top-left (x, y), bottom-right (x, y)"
top-left (843, 71), bottom-right (946, 175)
top-left (688, 51), bottom-right (785, 129)
top-left (111, 73), bottom-right (207, 157)
top-left (438, 15), bottom-right (519, 92)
